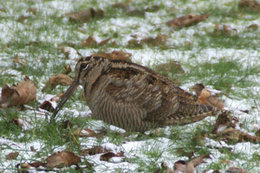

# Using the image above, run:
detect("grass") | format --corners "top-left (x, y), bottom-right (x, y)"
top-left (0, 0), bottom-right (260, 172)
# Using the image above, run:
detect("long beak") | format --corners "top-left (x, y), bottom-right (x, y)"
top-left (50, 80), bottom-right (79, 122)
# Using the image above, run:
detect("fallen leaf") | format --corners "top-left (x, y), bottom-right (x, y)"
top-left (190, 83), bottom-right (224, 110)
top-left (80, 146), bottom-right (111, 156)
top-left (66, 8), bottom-right (104, 23)
top-left (91, 50), bottom-right (132, 61)
top-left (212, 113), bottom-right (238, 134)
top-left (0, 76), bottom-right (36, 108)
top-left (128, 34), bottom-right (168, 48)
top-left (173, 154), bottom-right (210, 173)
top-left (214, 24), bottom-right (237, 36)
top-left (239, 0), bottom-right (260, 11)
top-left (100, 151), bottom-right (124, 161)
top-left (62, 65), bottom-right (72, 75)
top-left (215, 127), bottom-right (259, 144)
top-left (38, 93), bottom-right (63, 112)
top-left (46, 151), bottom-right (80, 168)
top-left (81, 36), bottom-right (98, 47)
top-left (166, 14), bottom-right (209, 30)
top-left (73, 128), bottom-right (103, 138)
top-left (81, 36), bottom-right (112, 47)
top-left (5, 152), bottom-right (19, 160)
top-left (42, 74), bottom-right (73, 91)
top-left (226, 167), bottom-right (249, 173)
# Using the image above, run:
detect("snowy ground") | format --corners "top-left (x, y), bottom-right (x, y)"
top-left (0, 0), bottom-right (259, 172)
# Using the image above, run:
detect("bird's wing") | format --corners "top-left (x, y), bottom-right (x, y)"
top-left (105, 72), bottom-right (182, 122)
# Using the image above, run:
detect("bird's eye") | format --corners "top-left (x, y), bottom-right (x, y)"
top-left (80, 63), bottom-right (89, 70)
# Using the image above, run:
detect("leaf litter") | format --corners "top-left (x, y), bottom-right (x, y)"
top-left (0, 0), bottom-right (260, 172)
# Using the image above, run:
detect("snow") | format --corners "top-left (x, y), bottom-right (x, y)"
top-left (0, 0), bottom-right (259, 172)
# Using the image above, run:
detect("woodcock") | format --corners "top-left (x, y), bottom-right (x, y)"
top-left (52, 56), bottom-right (219, 132)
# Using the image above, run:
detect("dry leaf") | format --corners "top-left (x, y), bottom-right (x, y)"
top-left (73, 128), bottom-right (105, 138)
top-left (226, 167), bottom-right (249, 173)
top-left (212, 113), bottom-right (238, 134)
top-left (91, 50), bottom-right (132, 61)
top-left (214, 24), bottom-right (237, 36)
top-left (213, 114), bottom-right (259, 144)
top-left (66, 8), bottom-right (104, 22)
top-left (128, 34), bottom-right (168, 48)
top-left (166, 14), bottom-right (209, 30)
top-left (100, 151), bottom-right (124, 161)
top-left (46, 151), bottom-right (80, 168)
top-left (215, 127), bottom-right (259, 144)
top-left (80, 146), bottom-right (111, 156)
top-left (38, 93), bottom-right (63, 112)
top-left (81, 36), bottom-right (98, 47)
top-left (62, 65), bottom-right (72, 75)
top-left (81, 36), bottom-right (112, 47)
top-left (0, 76), bottom-right (36, 108)
top-left (173, 154), bottom-right (209, 173)
top-left (239, 0), bottom-right (260, 11)
top-left (5, 152), bottom-right (19, 160)
top-left (42, 74), bottom-right (73, 91)
top-left (190, 83), bottom-right (224, 110)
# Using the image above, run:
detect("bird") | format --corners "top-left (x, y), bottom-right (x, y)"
top-left (51, 55), bottom-right (220, 132)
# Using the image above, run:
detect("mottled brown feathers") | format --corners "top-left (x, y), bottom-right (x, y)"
top-left (53, 55), bottom-right (220, 132)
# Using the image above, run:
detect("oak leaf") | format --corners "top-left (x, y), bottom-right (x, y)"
top-left (42, 74), bottom-right (73, 91)
top-left (166, 14), bottom-right (209, 30)
top-left (0, 76), bottom-right (36, 108)
top-left (46, 151), bottom-right (80, 168)
top-left (190, 83), bottom-right (224, 110)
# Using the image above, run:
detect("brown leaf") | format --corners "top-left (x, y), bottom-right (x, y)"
top-left (239, 0), bottom-right (260, 11)
top-left (46, 151), bottom-right (80, 168)
top-left (81, 36), bottom-right (98, 47)
top-left (42, 74), bottom-right (73, 91)
top-left (173, 154), bottom-right (209, 173)
top-left (73, 128), bottom-right (104, 138)
top-left (81, 36), bottom-right (112, 47)
top-left (66, 8), bottom-right (104, 23)
top-left (226, 167), bottom-right (249, 173)
top-left (91, 50), bottom-right (132, 61)
top-left (215, 128), bottom-right (259, 144)
top-left (80, 146), bottom-right (111, 156)
top-left (100, 151), bottom-right (124, 161)
top-left (0, 76), bottom-right (36, 108)
top-left (190, 83), bottom-right (224, 110)
top-left (166, 14), bottom-right (209, 30)
top-left (214, 24), bottom-right (237, 36)
top-left (62, 65), bottom-right (72, 75)
top-left (5, 152), bottom-right (19, 160)
top-left (128, 34), bottom-right (168, 48)
top-left (38, 93), bottom-right (63, 112)
top-left (212, 113), bottom-right (238, 134)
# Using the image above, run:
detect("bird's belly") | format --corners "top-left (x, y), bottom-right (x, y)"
top-left (88, 100), bottom-right (158, 132)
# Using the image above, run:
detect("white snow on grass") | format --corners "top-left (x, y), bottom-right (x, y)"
top-left (0, 0), bottom-right (259, 172)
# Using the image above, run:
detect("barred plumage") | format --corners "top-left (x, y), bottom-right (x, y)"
top-left (52, 56), bottom-right (219, 132)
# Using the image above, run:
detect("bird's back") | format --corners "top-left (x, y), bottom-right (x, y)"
top-left (83, 58), bottom-right (218, 132)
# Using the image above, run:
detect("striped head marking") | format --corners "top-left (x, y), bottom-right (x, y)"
top-left (51, 56), bottom-right (105, 121)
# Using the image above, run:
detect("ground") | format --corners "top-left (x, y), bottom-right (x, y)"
top-left (0, 0), bottom-right (259, 172)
